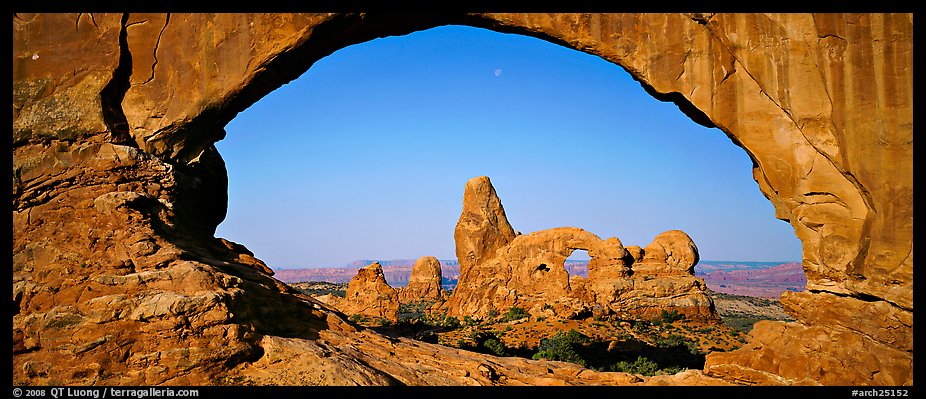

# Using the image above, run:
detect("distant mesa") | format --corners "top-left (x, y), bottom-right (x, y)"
top-left (697, 262), bottom-right (806, 298)
top-left (275, 259), bottom-right (459, 288)
top-left (282, 259), bottom-right (803, 300)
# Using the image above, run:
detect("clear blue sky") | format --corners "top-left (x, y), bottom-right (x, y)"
top-left (214, 25), bottom-right (803, 269)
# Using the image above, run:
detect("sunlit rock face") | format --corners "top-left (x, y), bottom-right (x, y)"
top-left (397, 256), bottom-right (447, 303)
top-left (604, 231), bottom-right (718, 323)
top-left (453, 176), bottom-right (519, 274)
top-left (439, 177), bottom-right (719, 323)
top-left (12, 13), bottom-right (911, 385)
top-left (633, 230), bottom-right (699, 277)
top-left (341, 262), bottom-right (400, 321)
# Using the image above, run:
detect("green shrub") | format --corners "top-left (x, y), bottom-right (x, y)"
top-left (397, 301), bottom-right (435, 321)
top-left (442, 315), bottom-right (461, 329)
top-left (691, 326), bottom-right (715, 334)
top-left (531, 329), bottom-right (588, 367)
top-left (615, 331), bottom-right (633, 341)
top-left (459, 330), bottom-right (511, 357)
top-left (611, 356), bottom-right (660, 376)
top-left (654, 334), bottom-right (701, 356)
top-left (632, 321), bottom-right (650, 334)
top-left (659, 309), bottom-right (685, 324)
top-left (482, 338), bottom-right (507, 357)
top-left (502, 306), bottom-right (530, 322)
top-left (654, 334), bottom-right (688, 348)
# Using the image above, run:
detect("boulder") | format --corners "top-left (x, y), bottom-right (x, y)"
top-left (632, 230), bottom-right (699, 276)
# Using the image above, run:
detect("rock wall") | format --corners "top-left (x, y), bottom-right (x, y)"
top-left (12, 13), bottom-right (912, 385)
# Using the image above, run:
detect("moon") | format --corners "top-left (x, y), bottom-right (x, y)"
top-left (494, 68), bottom-right (502, 77)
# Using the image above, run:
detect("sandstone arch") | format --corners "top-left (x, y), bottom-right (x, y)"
top-left (442, 177), bottom-right (719, 323)
top-left (12, 13), bottom-right (912, 385)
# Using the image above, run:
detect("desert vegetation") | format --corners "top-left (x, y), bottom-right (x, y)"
top-left (351, 301), bottom-right (775, 377)
top-left (291, 278), bottom-right (788, 377)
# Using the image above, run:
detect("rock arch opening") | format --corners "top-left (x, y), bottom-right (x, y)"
top-left (214, 23), bottom-right (805, 375)
top-left (565, 249), bottom-right (590, 279)
top-left (216, 24), bottom-right (802, 278)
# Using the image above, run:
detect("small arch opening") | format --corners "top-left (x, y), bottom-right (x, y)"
top-left (565, 249), bottom-right (589, 279)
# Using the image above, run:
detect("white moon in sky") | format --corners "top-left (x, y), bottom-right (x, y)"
top-left (494, 68), bottom-right (502, 77)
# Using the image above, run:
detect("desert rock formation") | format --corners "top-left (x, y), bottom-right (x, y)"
top-left (340, 262), bottom-right (400, 321)
top-left (454, 176), bottom-right (519, 273)
top-left (439, 177), bottom-right (718, 323)
top-left (633, 230), bottom-right (699, 276)
top-left (590, 231), bottom-right (718, 322)
top-left (13, 13), bottom-right (911, 385)
top-left (397, 256), bottom-right (447, 303)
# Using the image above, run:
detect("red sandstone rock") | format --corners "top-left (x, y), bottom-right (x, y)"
top-left (454, 176), bottom-right (517, 274)
top-left (633, 230), bottom-right (699, 276)
top-left (625, 245), bottom-right (644, 264)
top-left (441, 178), bottom-right (719, 322)
top-left (397, 256), bottom-right (446, 303)
top-left (341, 262), bottom-right (400, 321)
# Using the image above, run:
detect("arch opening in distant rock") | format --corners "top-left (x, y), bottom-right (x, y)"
top-left (565, 249), bottom-right (590, 279)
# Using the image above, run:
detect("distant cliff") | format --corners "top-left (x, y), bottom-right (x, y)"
top-left (273, 259), bottom-right (805, 298)
top-left (274, 259), bottom-right (460, 288)
top-left (697, 262), bottom-right (806, 298)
